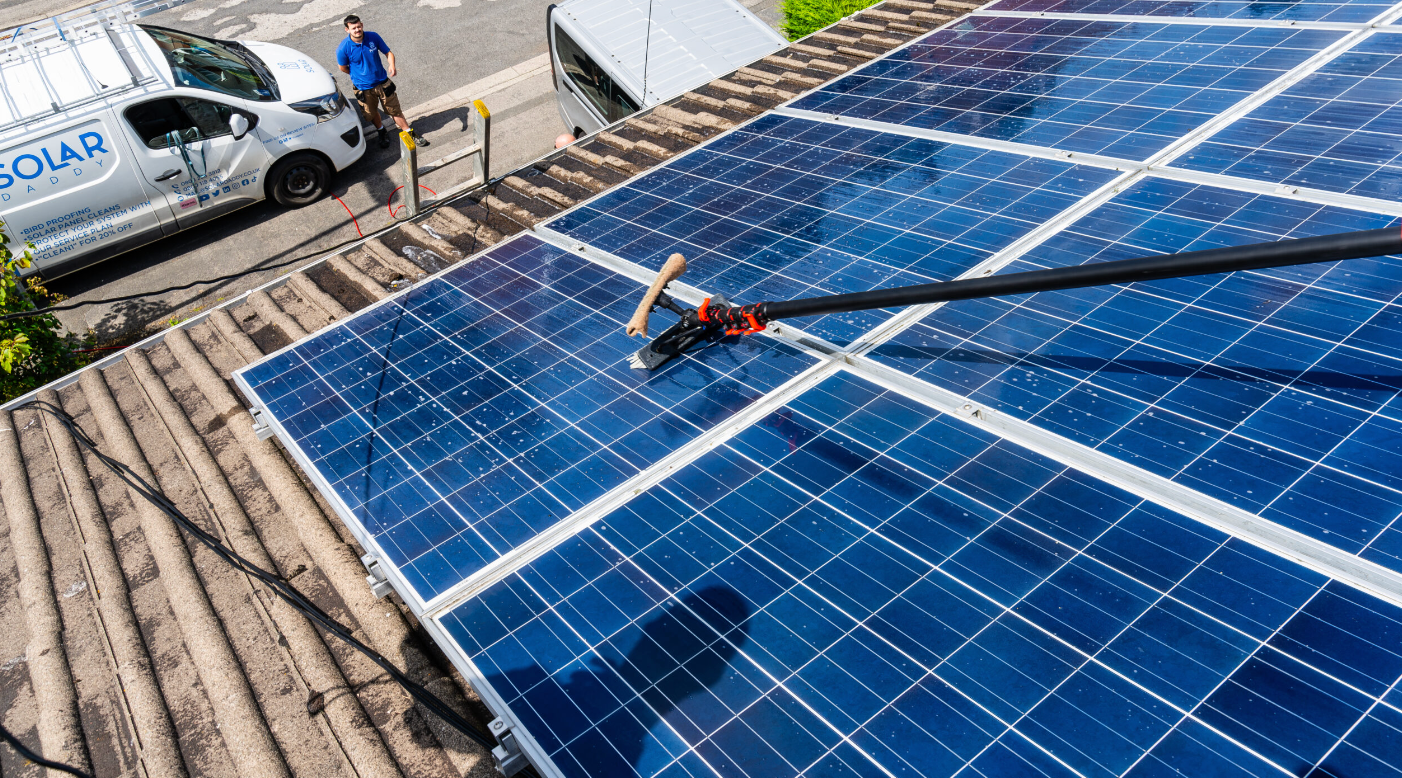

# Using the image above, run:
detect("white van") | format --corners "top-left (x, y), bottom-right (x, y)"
top-left (0, 13), bottom-right (365, 279)
top-left (548, 0), bottom-right (787, 137)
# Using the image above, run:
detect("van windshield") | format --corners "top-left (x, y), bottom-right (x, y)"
top-left (141, 26), bottom-right (276, 102)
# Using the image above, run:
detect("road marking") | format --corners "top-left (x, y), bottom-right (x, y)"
top-left (407, 52), bottom-right (552, 119)
top-left (242, 0), bottom-right (363, 41)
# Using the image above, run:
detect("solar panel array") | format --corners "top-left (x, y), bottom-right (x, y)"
top-left (237, 2), bottom-right (1402, 776)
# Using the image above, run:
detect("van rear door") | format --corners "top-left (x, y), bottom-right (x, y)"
top-left (1, 110), bottom-right (177, 277)
top-left (119, 94), bottom-right (270, 225)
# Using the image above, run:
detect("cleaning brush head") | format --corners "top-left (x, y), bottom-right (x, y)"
top-left (626, 253), bottom-right (688, 338)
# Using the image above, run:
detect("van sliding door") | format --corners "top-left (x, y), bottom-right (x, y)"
top-left (121, 94), bottom-right (270, 227)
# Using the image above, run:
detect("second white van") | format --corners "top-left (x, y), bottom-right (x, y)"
top-left (1, 14), bottom-right (365, 279)
top-left (548, 0), bottom-right (787, 138)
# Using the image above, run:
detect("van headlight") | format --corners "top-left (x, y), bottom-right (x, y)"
top-left (290, 90), bottom-right (346, 122)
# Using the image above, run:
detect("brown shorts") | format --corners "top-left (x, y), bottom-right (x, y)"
top-left (354, 79), bottom-right (403, 125)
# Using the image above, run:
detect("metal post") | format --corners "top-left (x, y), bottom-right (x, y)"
top-left (398, 130), bottom-right (419, 217)
top-left (472, 99), bottom-right (491, 185)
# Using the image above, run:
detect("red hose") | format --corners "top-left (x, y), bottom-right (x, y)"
top-left (387, 185), bottom-right (439, 219)
top-left (333, 193), bottom-right (363, 237)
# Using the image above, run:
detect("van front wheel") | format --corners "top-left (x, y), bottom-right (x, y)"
top-left (269, 154), bottom-right (330, 208)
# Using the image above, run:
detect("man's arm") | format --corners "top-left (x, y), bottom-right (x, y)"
top-left (370, 33), bottom-right (396, 78)
top-left (338, 64), bottom-right (350, 75)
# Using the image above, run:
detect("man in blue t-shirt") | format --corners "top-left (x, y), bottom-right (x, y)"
top-left (336, 15), bottom-right (429, 150)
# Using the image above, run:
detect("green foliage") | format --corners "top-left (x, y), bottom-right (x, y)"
top-left (780, 0), bottom-right (881, 40)
top-left (0, 223), bottom-right (90, 402)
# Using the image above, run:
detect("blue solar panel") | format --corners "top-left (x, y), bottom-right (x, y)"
top-left (237, 5), bottom-right (1402, 776)
top-left (787, 17), bottom-right (1343, 161)
top-left (1172, 33), bottom-right (1402, 201)
top-left (547, 113), bottom-right (1118, 345)
top-left (235, 235), bottom-right (816, 604)
top-left (870, 177), bottom-right (1402, 570)
top-left (435, 370), bottom-right (1402, 778)
top-left (1321, 705), bottom-right (1402, 777)
top-left (985, 0), bottom-right (1392, 23)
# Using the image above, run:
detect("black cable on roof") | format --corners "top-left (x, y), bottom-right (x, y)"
top-left (0, 721), bottom-right (92, 778)
top-left (0, 231), bottom-right (368, 323)
top-left (18, 399), bottom-right (498, 754)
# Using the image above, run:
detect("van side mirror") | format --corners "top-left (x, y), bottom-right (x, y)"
top-left (229, 113), bottom-right (250, 140)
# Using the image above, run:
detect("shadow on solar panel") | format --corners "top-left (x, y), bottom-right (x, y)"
top-left (485, 586), bottom-right (752, 770)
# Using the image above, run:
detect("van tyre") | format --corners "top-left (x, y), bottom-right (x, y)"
top-left (269, 153), bottom-right (330, 208)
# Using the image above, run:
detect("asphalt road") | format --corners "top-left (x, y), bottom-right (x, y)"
top-left (40, 0), bottom-right (781, 340)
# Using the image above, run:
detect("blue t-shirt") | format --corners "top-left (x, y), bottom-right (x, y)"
top-left (336, 32), bottom-right (391, 90)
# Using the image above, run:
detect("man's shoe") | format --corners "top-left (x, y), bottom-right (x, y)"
top-left (377, 128), bottom-right (389, 149)
top-left (412, 130), bottom-right (431, 147)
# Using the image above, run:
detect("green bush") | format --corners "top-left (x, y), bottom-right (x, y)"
top-left (781, 0), bottom-right (881, 40)
top-left (0, 223), bottom-right (90, 402)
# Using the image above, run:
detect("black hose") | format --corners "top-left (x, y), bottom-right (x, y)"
top-left (0, 720), bottom-right (92, 777)
top-left (760, 226), bottom-right (1402, 321)
top-left (17, 400), bottom-right (498, 754)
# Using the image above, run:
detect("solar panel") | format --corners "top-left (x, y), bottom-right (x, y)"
top-left (786, 17), bottom-right (1343, 161)
top-left (869, 176), bottom-right (1402, 571)
top-left (236, 235), bottom-right (817, 605)
top-left (546, 113), bottom-right (1119, 345)
top-left (984, 0), bottom-right (1392, 23)
top-left (234, 2), bottom-right (1402, 776)
top-left (435, 371), bottom-right (1402, 778)
top-left (1172, 33), bottom-right (1402, 202)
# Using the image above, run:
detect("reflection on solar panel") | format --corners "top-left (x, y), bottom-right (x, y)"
top-left (870, 177), bottom-right (1402, 570)
top-left (236, 0), bottom-right (1402, 775)
top-left (1173, 34), bottom-right (1402, 199)
top-left (237, 235), bottom-right (816, 603)
top-left (787, 17), bottom-right (1342, 160)
top-left (986, 0), bottom-right (1392, 22)
top-left (547, 114), bottom-right (1117, 344)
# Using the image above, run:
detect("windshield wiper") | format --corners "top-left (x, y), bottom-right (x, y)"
top-left (221, 40), bottom-right (279, 101)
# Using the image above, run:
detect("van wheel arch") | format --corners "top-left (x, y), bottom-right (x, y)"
top-left (265, 150), bottom-right (335, 208)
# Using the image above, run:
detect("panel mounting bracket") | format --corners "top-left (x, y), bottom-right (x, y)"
top-left (953, 401), bottom-right (987, 420)
top-left (250, 407), bottom-right (275, 441)
top-left (489, 717), bottom-right (529, 776)
top-left (360, 554), bottom-right (394, 600)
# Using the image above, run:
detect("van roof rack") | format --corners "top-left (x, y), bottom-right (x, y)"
top-left (0, 0), bottom-right (197, 133)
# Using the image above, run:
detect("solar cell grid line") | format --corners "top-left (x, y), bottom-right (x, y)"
top-left (1316, 701), bottom-right (1402, 777)
top-left (866, 176), bottom-right (1402, 573)
top-left (981, 0), bottom-right (1393, 24)
top-left (545, 113), bottom-right (1120, 347)
top-left (785, 16), bottom-right (1346, 162)
top-left (233, 234), bottom-right (818, 606)
top-left (430, 370), bottom-right (1402, 778)
top-left (1171, 32), bottom-right (1402, 204)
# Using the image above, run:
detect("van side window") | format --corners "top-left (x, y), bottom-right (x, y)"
top-left (125, 98), bottom-right (243, 149)
top-left (553, 25), bottom-right (640, 124)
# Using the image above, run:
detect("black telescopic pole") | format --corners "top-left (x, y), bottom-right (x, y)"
top-left (633, 227), bottom-right (1402, 370)
top-left (757, 226), bottom-right (1402, 322)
